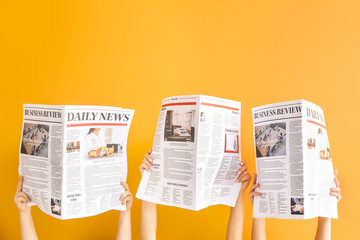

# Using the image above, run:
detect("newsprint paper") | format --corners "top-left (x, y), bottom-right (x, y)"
top-left (19, 104), bottom-right (134, 219)
top-left (136, 95), bottom-right (242, 211)
top-left (252, 100), bottom-right (338, 219)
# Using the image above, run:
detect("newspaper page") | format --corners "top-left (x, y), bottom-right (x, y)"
top-left (19, 104), bottom-right (64, 219)
top-left (252, 100), bottom-right (337, 219)
top-left (303, 101), bottom-right (337, 219)
top-left (136, 95), bottom-right (241, 211)
top-left (19, 104), bottom-right (134, 219)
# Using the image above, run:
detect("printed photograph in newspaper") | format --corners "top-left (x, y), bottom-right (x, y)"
top-left (51, 198), bottom-right (62, 216)
top-left (66, 141), bottom-right (80, 153)
top-left (164, 110), bottom-right (196, 142)
top-left (291, 197), bottom-right (304, 215)
top-left (84, 127), bottom-right (126, 159)
top-left (255, 122), bottom-right (286, 158)
top-left (21, 123), bottom-right (50, 157)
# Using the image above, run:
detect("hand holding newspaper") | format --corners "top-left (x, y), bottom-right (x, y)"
top-left (19, 104), bottom-right (134, 219)
top-left (136, 95), bottom-right (242, 210)
top-left (252, 100), bottom-right (337, 219)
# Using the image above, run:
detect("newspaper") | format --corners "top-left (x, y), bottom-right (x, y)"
top-left (19, 104), bottom-right (134, 219)
top-left (252, 100), bottom-right (338, 219)
top-left (136, 95), bottom-right (241, 211)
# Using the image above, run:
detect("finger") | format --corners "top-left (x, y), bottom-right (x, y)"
top-left (250, 183), bottom-right (260, 192)
top-left (249, 192), bottom-right (261, 198)
top-left (17, 194), bottom-right (30, 205)
top-left (253, 173), bottom-right (257, 184)
top-left (147, 149), bottom-right (152, 155)
top-left (17, 196), bottom-right (28, 205)
top-left (334, 177), bottom-right (340, 188)
top-left (19, 192), bottom-right (31, 203)
top-left (330, 187), bottom-right (341, 192)
top-left (120, 182), bottom-right (129, 191)
top-left (122, 194), bottom-right (133, 205)
top-left (240, 160), bottom-right (246, 166)
top-left (330, 192), bottom-right (340, 197)
top-left (334, 169), bottom-right (338, 178)
top-left (240, 172), bottom-right (252, 183)
top-left (237, 164), bottom-right (248, 175)
top-left (122, 195), bottom-right (133, 205)
top-left (140, 165), bottom-right (151, 173)
top-left (141, 161), bottom-right (152, 171)
top-left (120, 192), bottom-right (131, 201)
top-left (236, 171), bottom-right (248, 182)
top-left (17, 176), bottom-right (24, 193)
top-left (143, 158), bottom-right (153, 167)
top-left (145, 153), bottom-right (153, 163)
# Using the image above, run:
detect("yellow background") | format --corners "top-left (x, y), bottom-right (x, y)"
top-left (1, 0), bottom-right (359, 239)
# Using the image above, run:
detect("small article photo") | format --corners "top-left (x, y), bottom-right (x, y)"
top-left (307, 138), bottom-right (316, 149)
top-left (255, 122), bottom-right (286, 158)
top-left (200, 112), bottom-right (206, 122)
top-left (66, 141), bottom-right (80, 153)
top-left (84, 128), bottom-right (124, 159)
top-left (164, 110), bottom-right (195, 142)
top-left (224, 131), bottom-right (239, 153)
top-left (51, 198), bottom-right (61, 216)
top-left (291, 197), bottom-right (304, 215)
top-left (21, 123), bottom-right (49, 157)
top-left (307, 124), bottom-right (332, 161)
top-left (319, 147), bottom-right (332, 161)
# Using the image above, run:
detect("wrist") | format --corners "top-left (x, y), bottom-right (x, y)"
top-left (19, 208), bottom-right (31, 216)
top-left (239, 188), bottom-right (247, 194)
top-left (119, 209), bottom-right (131, 218)
top-left (253, 218), bottom-right (266, 224)
top-left (318, 217), bottom-right (331, 222)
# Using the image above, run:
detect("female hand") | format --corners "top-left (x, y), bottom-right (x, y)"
top-left (330, 169), bottom-right (342, 202)
top-left (139, 149), bottom-right (153, 175)
top-left (236, 160), bottom-right (252, 192)
top-left (120, 182), bottom-right (133, 210)
top-left (14, 176), bottom-right (31, 213)
top-left (249, 173), bottom-right (261, 206)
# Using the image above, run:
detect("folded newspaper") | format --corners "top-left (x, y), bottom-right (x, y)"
top-left (252, 100), bottom-right (337, 219)
top-left (19, 104), bottom-right (134, 219)
top-left (136, 95), bottom-right (242, 211)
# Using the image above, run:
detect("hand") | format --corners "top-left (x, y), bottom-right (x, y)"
top-left (140, 149), bottom-right (153, 175)
top-left (235, 160), bottom-right (252, 192)
top-left (249, 173), bottom-right (261, 206)
top-left (120, 182), bottom-right (133, 210)
top-left (330, 169), bottom-right (342, 202)
top-left (14, 176), bottom-right (31, 213)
